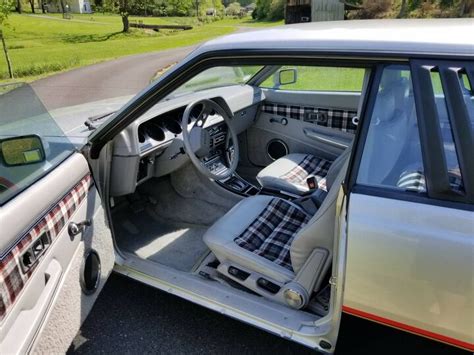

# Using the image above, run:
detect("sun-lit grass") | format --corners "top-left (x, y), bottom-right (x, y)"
top-left (261, 66), bottom-right (366, 91)
top-left (0, 14), bottom-right (279, 82)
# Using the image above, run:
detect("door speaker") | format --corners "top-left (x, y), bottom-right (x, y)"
top-left (267, 139), bottom-right (289, 160)
top-left (80, 249), bottom-right (101, 295)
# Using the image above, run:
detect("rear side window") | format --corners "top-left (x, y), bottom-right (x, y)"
top-left (0, 83), bottom-right (76, 205)
top-left (430, 70), bottom-right (465, 193)
top-left (357, 65), bottom-right (426, 192)
top-left (259, 66), bottom-right (365, 92)
top-left (357, 62), bottom-right (473, 204)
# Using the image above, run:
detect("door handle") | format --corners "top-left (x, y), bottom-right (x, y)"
top-left (270, 117), bottom-right (288, 126)
top-left (68, 220), bottom-right (91, 237)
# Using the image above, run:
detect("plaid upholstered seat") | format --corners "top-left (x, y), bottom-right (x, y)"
top-left (257, 153), bottom-right (333, 196)
top-left (234, 198), bottom-right (310, 271)
top-left (204, 149), bottom-right (351, 304)
top-left (280, 155), bottom-right (332, 192)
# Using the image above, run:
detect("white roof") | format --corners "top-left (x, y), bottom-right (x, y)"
top-left (195, 19), bottom-right (474, 57)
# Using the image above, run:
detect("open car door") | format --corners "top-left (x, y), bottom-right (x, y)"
top-left (0, 84), bottom-right (114, 353)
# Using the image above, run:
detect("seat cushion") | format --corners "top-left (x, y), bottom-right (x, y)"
top-left (256, 153), bottom-right (332, 195)
top-left (203, 195), bottom-right (310, 283)
top-left (234, 198), bottom-right (310, 271)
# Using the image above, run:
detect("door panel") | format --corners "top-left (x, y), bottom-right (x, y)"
top-left (343, 61), bottom-right (474, 351)
top-left (245, 90), bottom-right (358, 168)
top-left (0, 153), bottom-right (114, 353)
top-left (344, 193), bottom-right (473, 350)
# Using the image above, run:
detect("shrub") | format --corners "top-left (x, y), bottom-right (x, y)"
top-left (350, 0), bottom-right (392, 19)
top-left (268, 0), bottom-right (284, 20)
top-left (253, 0), bottom-right (283, 20)
top-left (226, 2), bottom-right (241, 16)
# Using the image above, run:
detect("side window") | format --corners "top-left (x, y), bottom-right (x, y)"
top-left (357, 65), bottom-right (427, 192)
top-left (0, 84), bottom-right (76, 205)
top-left (259, 66), bottom-right (365, 92)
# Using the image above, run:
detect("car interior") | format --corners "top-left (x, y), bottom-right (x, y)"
top-left (107, 63), bottom-right (373, 326)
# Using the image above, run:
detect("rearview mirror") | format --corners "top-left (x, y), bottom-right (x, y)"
top-left (0, 135), bottom-right (46, 166)
top-left (278, 68), bottom-right (298, 86)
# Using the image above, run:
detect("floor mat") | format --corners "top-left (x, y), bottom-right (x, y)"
top-left (114, 207), bottom-right (209, 272)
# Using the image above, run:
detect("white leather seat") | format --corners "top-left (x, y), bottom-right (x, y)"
top-left (203, 150), bottom-right (350, 307)
top-left (256, 153), bottom-right (332, 195)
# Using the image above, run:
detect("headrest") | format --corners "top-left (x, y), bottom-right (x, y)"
top-left (372, 78), bottom-right (409, 124)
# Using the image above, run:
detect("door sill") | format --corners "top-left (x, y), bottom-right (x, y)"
top-left (113, 254), bottom-right (335, 352)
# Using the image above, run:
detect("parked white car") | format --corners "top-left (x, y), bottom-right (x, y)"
top-left (0, 19), bottom-right (473, 354)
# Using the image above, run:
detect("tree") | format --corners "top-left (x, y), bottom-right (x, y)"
top-left (458, 0), bottom-right (474, 16)
top-left (397, 0), bottom-right (408, 17)
top-left (253, 0), bottom-right (283, 20)
top-left (28, 0), bottom-right (35, 13)
top-left (351, 0), bottom-right (391, 19)
top-left (15, 0), bottom-right (21, 13)
top-left (103, 0), bottom-right (132, 32)
top-left (253, 0), bottom-right (271, 19)
top-left (119, 0), bottom-right (130, 32)
top-left (0, 0), bottom-right (14, 78)
top-left (268, 0), bottom-right (284, 20)
top-left (226, 1), bottom-right (241, 15)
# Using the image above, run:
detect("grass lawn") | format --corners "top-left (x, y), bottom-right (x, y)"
top-left (0, 14), bottom-right (281, 82)
top-left (261, 66), bottom-right (366, 91)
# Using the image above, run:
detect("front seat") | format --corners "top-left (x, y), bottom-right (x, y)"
top-left (257, 153), bottom-right (344, 196)
top-left (256, 151), bottom-right (343, 195)
top-left (203, 150), bottom-right (349, 309)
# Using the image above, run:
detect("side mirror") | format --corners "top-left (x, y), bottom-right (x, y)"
top-left (0, 135), bottom-right (46, 166)
top-left (278, 68), bottom-right (298, 86)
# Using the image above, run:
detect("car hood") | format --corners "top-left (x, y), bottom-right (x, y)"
top-left (50, 95), bottom-right (134, 147)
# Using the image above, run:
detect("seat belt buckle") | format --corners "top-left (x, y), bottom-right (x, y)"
top-left (306, 176), bottom-right (317, 190)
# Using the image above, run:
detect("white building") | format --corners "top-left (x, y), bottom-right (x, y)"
top-left (45, 0), bottom-right (92, 14)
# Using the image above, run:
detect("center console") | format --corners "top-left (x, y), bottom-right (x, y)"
top-left (203, 123), bottom-right (260, 196)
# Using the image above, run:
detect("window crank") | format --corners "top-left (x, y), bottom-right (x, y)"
top-left (68, 220), bottom-right (91, 238)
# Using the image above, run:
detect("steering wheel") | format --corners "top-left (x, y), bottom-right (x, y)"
top-left (181, 99), bottom-right (239, 180)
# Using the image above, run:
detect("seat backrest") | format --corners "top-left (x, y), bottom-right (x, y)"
top-left (290, 151), bottom-right (349, 273)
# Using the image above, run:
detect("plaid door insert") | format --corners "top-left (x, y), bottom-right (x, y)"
top-left (261, 102), bottom-right (358, 134)
top-left (0, 174), bottom-right (93, 322)
top-left (234, 198), bottom-right (310, 271)
top-left (280, 155), bottom-right (332, 192)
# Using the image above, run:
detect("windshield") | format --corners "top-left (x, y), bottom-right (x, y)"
top-left (168, 66), bottom-right (263, 98)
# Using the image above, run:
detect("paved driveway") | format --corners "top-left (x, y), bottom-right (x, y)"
top-left (32, 46), bottom-right (196, 110)
top-left (69, 273), bottom-right (468, 354)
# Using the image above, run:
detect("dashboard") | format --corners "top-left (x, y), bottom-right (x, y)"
top-left (110, 85), bottom-right (265, 196)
